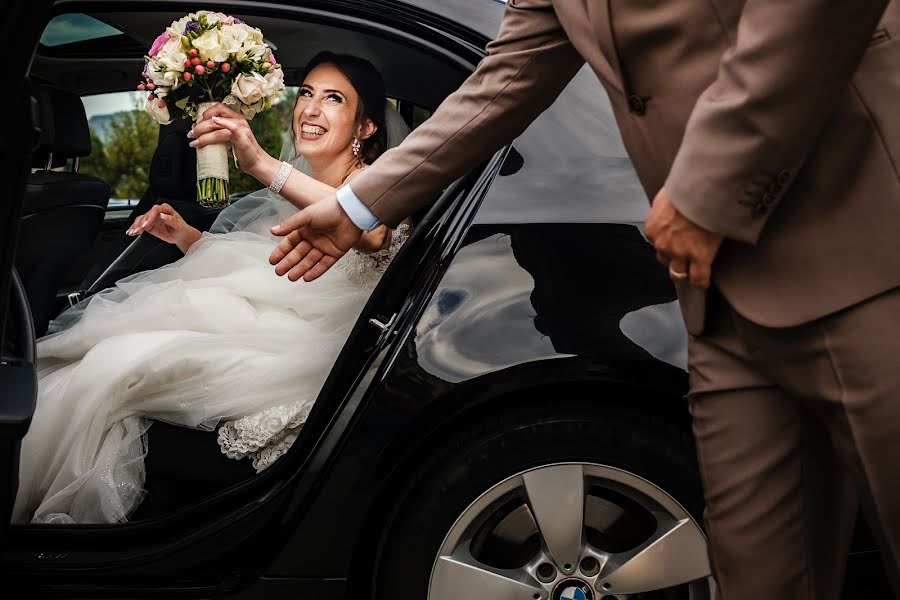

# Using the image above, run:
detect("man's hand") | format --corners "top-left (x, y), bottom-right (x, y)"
top-left (644, 187), bottom-right (723, 290)
top-left (269, 194), bottom-right (364, 282)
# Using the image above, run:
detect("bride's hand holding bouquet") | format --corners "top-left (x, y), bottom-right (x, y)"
top-left (139, 11), bottom-right (284, 207)
top-left (189, 102), bottom-right (269, 177)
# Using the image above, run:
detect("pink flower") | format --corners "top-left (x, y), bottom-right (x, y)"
top-left (269, 53), bottom-right (276, 65)
top-left (149, 32), bottom-right (171, 57)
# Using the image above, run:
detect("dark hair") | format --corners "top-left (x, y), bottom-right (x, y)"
top-left (296, 51), bottom-right (388, 164)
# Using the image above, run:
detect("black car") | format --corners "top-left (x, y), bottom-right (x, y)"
top-left (0, 1), bottom-right (888, 598)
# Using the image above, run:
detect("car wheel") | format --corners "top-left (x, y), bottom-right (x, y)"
top-left (373, 398), bottom-right (714, 600)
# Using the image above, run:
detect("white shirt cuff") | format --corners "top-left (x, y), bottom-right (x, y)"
top-left (336, 184), bottom-right (381, 231)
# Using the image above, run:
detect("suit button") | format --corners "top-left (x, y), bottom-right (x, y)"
top-left (776, 169), bottom-right (791, 185)
top-left (628, 94), bottom-right (647, 115)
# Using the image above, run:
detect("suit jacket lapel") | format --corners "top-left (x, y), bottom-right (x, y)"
top-left (579, 0), bottom-right (624, 94)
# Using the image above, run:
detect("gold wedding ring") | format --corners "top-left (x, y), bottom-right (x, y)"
top-left (668, 266), bottom-right (688, 280)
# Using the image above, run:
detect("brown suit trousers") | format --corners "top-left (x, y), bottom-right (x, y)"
top-left (346, 1), bottom-right (900, 597)
top-left (690, 287), bottom-right (900, 598)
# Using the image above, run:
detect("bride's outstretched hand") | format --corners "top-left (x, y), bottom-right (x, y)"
top-left (127, 203), bottom-right (201, 253)
top-left (269, 194), bottom-right (363, 282)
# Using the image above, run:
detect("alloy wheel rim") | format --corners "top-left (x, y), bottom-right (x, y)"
top-left (428, 462), bottom-right (714, 600)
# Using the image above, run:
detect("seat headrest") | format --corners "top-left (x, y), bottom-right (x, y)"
top-left (32, 83), bottom-right (91, 167)
top-left (149, 118), bottom-right (198, 201)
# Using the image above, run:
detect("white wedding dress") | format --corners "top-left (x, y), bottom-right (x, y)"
top-left (12, 180), bottom-right (409, 525)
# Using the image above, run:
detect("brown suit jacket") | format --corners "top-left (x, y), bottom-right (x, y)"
top-left (349, 0), bottom-right (899, 334)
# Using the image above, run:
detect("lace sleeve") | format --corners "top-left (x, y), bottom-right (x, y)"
top-left (336, 223), bottom-right (411, 289)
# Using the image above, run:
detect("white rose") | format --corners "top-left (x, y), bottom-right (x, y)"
top-left (145, 97), bottom-right (172, 125)
top-left (243, 41), bottom-right (267, 61)
top-left (236, 23), bottom-right (264, 43)
top-left (264, 69), bottom-right (285, 97)
top-left (157, 37), bottom-right (187, 69)
top-left (217, 29), bottom-right (245, 59)
top-left (221, 23), bottom-right (249, 44)
top-left (147, 58), bottom-right (178, 88)
top-left (191, 29), bottom-right (223, 62)
top-left (231, 73), bottom-right (268, 105)
top-left (206, 12), bottom-right (232, 27)
top-left (166, 14), bottom-right (195, 39)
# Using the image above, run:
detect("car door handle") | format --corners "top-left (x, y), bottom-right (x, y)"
top-left (368, 313), bottom-right (397, 333)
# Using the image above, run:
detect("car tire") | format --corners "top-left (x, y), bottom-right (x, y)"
top-left (373, 397), bottom-right (712, 600)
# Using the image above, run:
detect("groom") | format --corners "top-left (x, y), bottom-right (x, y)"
top-left (270, 1), bottom-right (900, 598)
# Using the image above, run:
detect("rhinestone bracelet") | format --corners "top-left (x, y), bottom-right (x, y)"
top-left (268, 161), bottom-right (293, 195)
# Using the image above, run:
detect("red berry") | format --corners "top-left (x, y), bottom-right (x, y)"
top-left (137, 83), bottom-right (146, 91)
top-left (184, 59), bottom-right (192, 68)
top-left (191, 57), bottom-right (201, 66)
top-left (146, 82), bottom-right (156, 90)
top-left (207, 61), bottom-right (215, 69)
top-left (221, 62), bottom-right (231, 73)
top-left (194, 65), bottom-right (205, 75)
top-left (189, 48), bottom-right (198, 57)
top-left (149, 93), bottom-right (157, 100)
top-left (158, 100), bottom-right (166, 108)
top-left (183, 72), bottom-right (192, 81)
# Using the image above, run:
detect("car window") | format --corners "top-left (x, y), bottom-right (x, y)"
top-left (78, 88), bottom-right (430, 206)
top-left (40, 13), bottom-right (122, 47)
top-left (79, 91), bottom-right (158, 210)
top-left (80, 87), bottom-right (301, 204)
top-left (388, 97), bottom-right (432, 130)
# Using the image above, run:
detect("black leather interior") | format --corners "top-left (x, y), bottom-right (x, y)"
top-left (31, 85), bottom-right (92, 165)
top-left (17, 83), bottom-right (110, 336)
top-left (130, 422), bottom-right (255, 520)
top-left (84, 118), bottom-right (224, 294)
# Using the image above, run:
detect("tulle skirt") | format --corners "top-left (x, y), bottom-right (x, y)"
top-left (13, 229), bottom-right (373, 524)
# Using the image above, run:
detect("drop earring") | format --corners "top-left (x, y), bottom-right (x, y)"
top-left (352, 137), bottom-right (361, 158)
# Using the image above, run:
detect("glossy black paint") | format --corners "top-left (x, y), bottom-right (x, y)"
top-left (264, 222), bottom-right (690, 583)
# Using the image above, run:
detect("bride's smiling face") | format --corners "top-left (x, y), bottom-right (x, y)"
top-left (293, 63), bottom-right (362, 163)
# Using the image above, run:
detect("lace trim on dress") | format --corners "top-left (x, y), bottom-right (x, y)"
top-left (217, 401), bottom-right (312, 471)
top-left (335, 223), bottom-right (410, 290)
top-left (216, 223), bottom-right (410, 472)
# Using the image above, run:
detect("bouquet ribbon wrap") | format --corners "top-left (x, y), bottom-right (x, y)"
top-left (196, 101), bottom-right (230, 207)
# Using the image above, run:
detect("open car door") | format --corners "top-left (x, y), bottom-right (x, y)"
top-left (0, 0), bottom-right (52, 535)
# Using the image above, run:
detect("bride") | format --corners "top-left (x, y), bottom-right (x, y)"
top-left (13, 51), bottom-right (411, 525)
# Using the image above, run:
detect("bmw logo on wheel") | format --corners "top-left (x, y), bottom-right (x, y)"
top-left (552, 578), bottom-right (594, 600)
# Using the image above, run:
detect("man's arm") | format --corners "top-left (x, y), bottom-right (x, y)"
top-left (336, 185), bottom-right (380, 231)
top-left (664, 0), bottom-right (890, 245)
top-left (347, 0), bottom-right (586, 227)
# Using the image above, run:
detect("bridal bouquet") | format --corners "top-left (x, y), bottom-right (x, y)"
top-left (139, 11), bottom-right (285, 207)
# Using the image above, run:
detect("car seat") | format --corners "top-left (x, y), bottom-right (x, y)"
top-left (16, 83), bottom-right (110, 336)
top-left (80, 117), bottom-right (225, 295)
